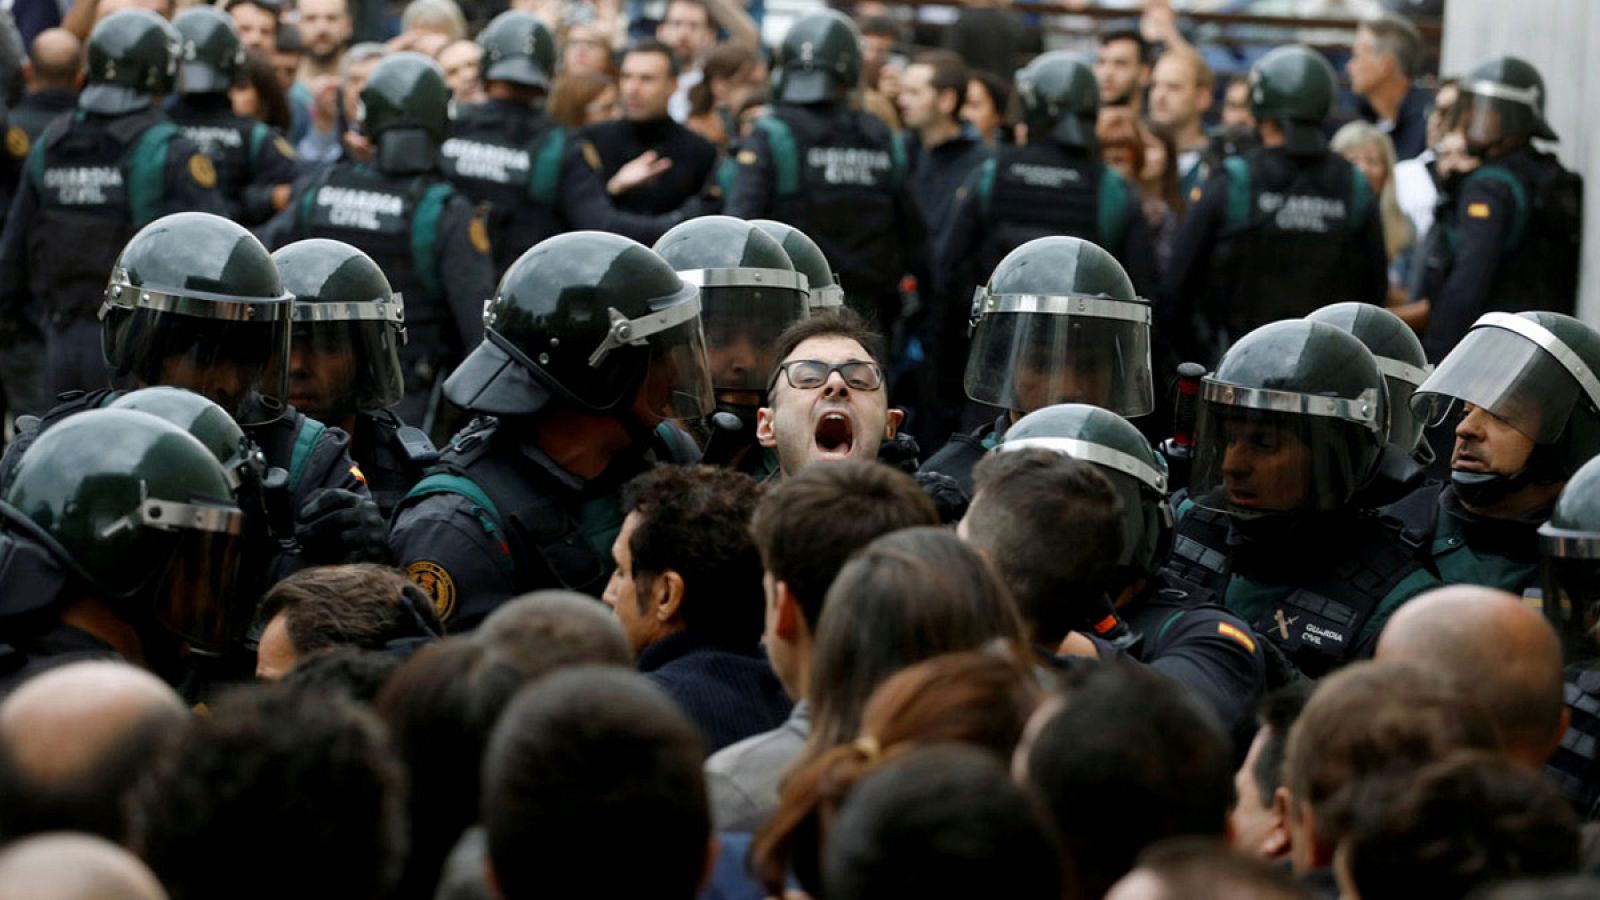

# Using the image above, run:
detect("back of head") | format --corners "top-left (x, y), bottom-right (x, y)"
top-left (1107, 838), bottom-right (1313, 900)
top-left (823, 744), bottom-right (1062, 900)
top-left (1470, 877), bottom-right (1600, 900)
top-left (751, 459), bottom-right (938, 629)
top-left (0, 833), bottom-right (168, 900)
top-left (808, 527), bottom-right (1027, 750)
top-left (1283, 661), bottom-right (1502, 859)
top-left (474, 590), bottom-right (632, 676)
top-left (1375, 585), bottom-right (1565, 766)
top-left (1360, 12), bottom-right (1423, 82)
top-left (483, 667), bottom-right (708, 900)
top-left (1022, 663), bottom-right (1233, 899)
top-left (133, 683), bottom-right (407, 900)
top-left (278, 647), bottom-right (401, 703)
top-left (0, 661), bottom-right (188, 844)
top-left (966, 448), bottom-right (1125, 644)
top-left (256, 563), bottom-right (442, 665)
top-left (1345, 751), bottom-right (1580, 900)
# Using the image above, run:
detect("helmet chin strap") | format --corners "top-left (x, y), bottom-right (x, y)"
top-left (1452, 443), bottom-right (1565, 509)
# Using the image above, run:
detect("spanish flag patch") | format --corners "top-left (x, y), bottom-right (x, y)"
top-left (1217, 622), bottom-right (1257, 653)
top-left (1467, 202), bottom-right (1492, 219)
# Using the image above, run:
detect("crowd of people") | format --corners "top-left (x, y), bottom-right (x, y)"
top-left (0, 0), bottom-right (1595, 898)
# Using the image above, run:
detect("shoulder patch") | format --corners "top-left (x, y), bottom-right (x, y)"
top-left (405, 560), bottom-right (458, 622)
top-left (468, 216), bottom-right (491, 255)
top-left (736, 149), bottom-right (758, 165)
top-left (188, 153), bottom-right (216, 189)
top-left (5, 126), bottom-right (27, 159)
top-left (349, 464), bottom-right (367, 485)
top-left (1217, 621), bottom-right (1257, 653)
top-left (582, 141), bottom-right (602, 171)
top-left (1467, 201), bottom-right (1492, 219)
top-left (274, 134), bottom-right (297, 160)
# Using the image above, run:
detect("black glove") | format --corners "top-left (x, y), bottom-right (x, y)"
top-left (913, 470), bottom-right (969, 525)
top-left (294, 489), bottom-right (391, 566)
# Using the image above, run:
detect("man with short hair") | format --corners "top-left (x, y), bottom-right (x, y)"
top-left (756, 309), bottom-right (904, 478)
top-left (254, 564), bottom-right (443, 680)
top-left (1375, 585), bottom-right (1567, 767)
top-left (474, 590), bottom-right (633, 678)
top-left (0, 834), bottom-right (168, 900)
top-left (296, 0), bottom-right (350, 83)
top-left (483, 667), bottom-right (712, 900)
top-left (1278, 661), bottom-right (1501, 889)
top-left (898, 49), bottom-right (988, 244)
top-left (704, 460), bottom-right (939, 829)
top-left (584, 40), bottom-right (718, 216)
top-left (1229, 683), bottom-right (1313, 861)
top-left (1106, 839), bottom-right (1313, 900)
top-left (12, 28), bottom-right (79, 141)
top-left (605, 465), bottom-right (789, 753)
top-left (1346, 13), bottom-right (1430, 160)
top-left (436, 38), bottom-right (482, 104)
top-left (657, 0), bottom-right (713, 121)
top-left (1094, 29), bottom-right (1149, 113)
top-left (225, 0), bottom-right (277, 54)
top-left (1148, 46), bottom-right (1213, 198)
top-left (0, 662), bottom-right (190, 842)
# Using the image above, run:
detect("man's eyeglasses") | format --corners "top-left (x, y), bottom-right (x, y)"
top-left (770, 359), bottom-right (884, 392)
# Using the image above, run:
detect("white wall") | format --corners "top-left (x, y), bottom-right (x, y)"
top-left (1441, 0), bottom-right (1600, 326)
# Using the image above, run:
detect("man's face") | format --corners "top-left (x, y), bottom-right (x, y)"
top-left (1010, 345), bottom-right (1114, 413)
top-left (1218, 419), bottom-right (1313, 512)
top-left (272, 49), bottom-right (301, 90)
top-left (287, 331), bottom-right (358, 422)
top-left (1427, 83), bottom-right (1459, 149)
top-left (296, 0), bottom-right (351, 63)
top-left (1230, 727), bottom-right (1280, 858)
top-left (756, 335), bottom-right (902, 476)
top-left (1094, 38), bottom-right (1146, 107)
top-left (563, 26), bottom-right (612, 78)
top-left (1453, 402), bottom-right (1536, 478)
top-left (344, 55), bottom-right (381, 123)
top-left (159, 354), bottom-right (252, 420)
top-left (231, 3), bottom-right (279, 55)
top-left (1222, 79), bottom-right (1254, 128)
top-left (862, 33), bottom-right (894, 85)
top-left (1345, 27), bottom-right (1388, 97)
top-left (602, 511), bottom-right (666, 656)
top-left (437, 40), bottom-right (483, 103)
top-left (656, 1), bottom-right (712, 66)
top-left (897, 63), bottom-right (946, 132)
top-left (619, 51), bottom-right (675, 121)
top-left (1148, 54), bottom-right (1206, 133)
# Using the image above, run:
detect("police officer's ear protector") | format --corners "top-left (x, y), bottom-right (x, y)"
top-left (382, 581), bottom-right (444, 659)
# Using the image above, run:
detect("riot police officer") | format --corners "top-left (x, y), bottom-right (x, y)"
top-left (169, 5), bottom-right (298, 227)
top-left (259, 51), bottom-right (495, 433)
top-left (389, 231), bottom-right (714, 631)
top-left (1383, 311), bottom-right (1600, 596)
top-left (1306, 302), bottom-right (1434, 507)
top-left (653, 215), bottom-right (810, 477)
top-left (1538, 456), bottom-right (1600, 818)
top-left (919, 235), bottom-right (1154, 495)
top-left (274, 237), bottom-right (438, 518)
top-left (0, 213), bottom-right (385, 571)
top-left (1166, 45), bottom-right (1387, 365)
top-left (996, 403), bottom-right (1266, 731)
top-left (1419, 57), bottom-right (1582, 361)
top-left (0, 9), bottom-right (224, 400)
top-left (1165, 319), bottom-right (1440, 677)
top-left (752, 219), bottom-right (846, 314)
top-left (724, 9), bottom-right (925, 329)
top-left (0, 409), bottom-right (247, 693)
top-left (440, 11), bottom-right (696, 278)
top-left (938, 51), bottom-right (1157, 300)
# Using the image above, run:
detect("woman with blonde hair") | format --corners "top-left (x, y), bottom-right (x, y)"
top-left (1332, 121), bottom-right (1415, 303)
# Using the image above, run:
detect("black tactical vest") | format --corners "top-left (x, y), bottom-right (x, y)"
top-left (1452, 147), bottom-right (1583, 319)
top-left (353, 407), bottom-right (439, 520)
top-left (439, 101), bottom-right (567, 276)
top-left (169, 101), bottom-right (258, 211)
top-left (978, 141), bottom-right (1112, 277)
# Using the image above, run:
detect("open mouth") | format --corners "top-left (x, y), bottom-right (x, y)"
top-left (814, 412), bottom-right (855, 459)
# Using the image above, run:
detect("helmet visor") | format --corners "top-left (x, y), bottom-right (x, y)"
top-left (291, 297), bottom-right (406, 415)
top-left (1412, 319), bottom-right (1591, 445)
top-left (1452, 82), bottom-right (1544, 145)
top-left (685, 271), bottom-right (809, 392)
top-left (639, 317), bottom-right (715, 419)
top-left (963, 292), bottom-right (1154, 416)
top-left (1375, 354), bottom-right (1431, 462)
top-left (126, 496), bottom-right (246, 654)
top-left (1190, 380), bottom-right (1383, 517)
top-left (102, 305), bottom-right (292, 425)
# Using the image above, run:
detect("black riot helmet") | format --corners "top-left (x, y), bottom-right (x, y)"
top-left (965, 236), bottom-right (1153, 417)
top-left (81, 8), bottom-right (183, 115)
top-left (274, 239), bottom-right (407, 420)
top-left (445, 231), bottom-right (714, 421)
top-left (360, 51), bottom-right (451, 173)
top-left (752, 219), bottom-right (845, 314)
top-left (1411, 311), bottom-right (1600, 508)
top-left (0, 409), bottom-right (246, 653)
top-left (771, 9), bottom-right (862, 105)
top-left (477, 10), bottom-right (557, 91)
top-left (1452, 55), bottom-right (1558, 150)
top-left (1248, 45), bottom-right (1337, 155)
top-left (174, 5), bottom-right (246, 94)
top-left (1014, 50), bottom-right (1099, 150)
top-left (100, 212), bottom-right (294, 426)
top-left (653, 216), bottom-right (808, 395)
top-left (1191, 320), bottom-right (1388, 518)
top-left (1307, 303), bottom-right (1434, 465)
top-left (1541, 455), bottom-right (1600, 661)
top-left (1000, 403), bottom-right (1172, 589)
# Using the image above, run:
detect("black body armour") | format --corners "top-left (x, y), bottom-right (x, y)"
top-left (439, 100), bottom-right (566, 275)
top-left (980, 141), bottom-right (1113, 278)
